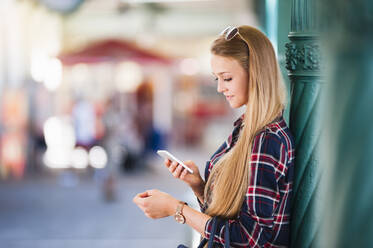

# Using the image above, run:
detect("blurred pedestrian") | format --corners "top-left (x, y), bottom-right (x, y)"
top-left (133, 25), bottom-right (295, 247)
top-left (72, 97), bottom-right (96, 149)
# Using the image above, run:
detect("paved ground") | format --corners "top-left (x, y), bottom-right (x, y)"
top-left (0, 147), bottom-right (211, 248)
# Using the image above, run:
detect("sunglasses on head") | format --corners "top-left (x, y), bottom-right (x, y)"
top-left (219, 26), bottom-right (240, 41)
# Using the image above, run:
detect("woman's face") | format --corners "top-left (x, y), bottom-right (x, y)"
top-left (210, 54), bottom-right (249, 108)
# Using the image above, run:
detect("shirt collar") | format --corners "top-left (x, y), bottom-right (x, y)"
top-left (233, 113), bottom-right (245, 127)
top-left (233, 110), bottom-right (284, 128)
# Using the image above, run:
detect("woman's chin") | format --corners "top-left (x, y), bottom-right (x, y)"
top-left (229, 102), bottom-right (239, 109)
top-left (229, 101), bottom-right (245, 109)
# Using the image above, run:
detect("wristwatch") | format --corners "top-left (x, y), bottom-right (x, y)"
top-left (174, 201), bottom-right (187, 224)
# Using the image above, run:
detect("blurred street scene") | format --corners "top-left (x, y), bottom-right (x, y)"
top-left (4, 0), bottom-right (372, 247)
top-left (0, 0), bottom-right (269, 247)
top-left (0, 148), bottom-right (209, 248)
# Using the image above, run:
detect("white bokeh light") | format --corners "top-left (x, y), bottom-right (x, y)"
top-left (44, 116), bottom-right (76, 148)
top-left (89, 146), bottom-right (108, 169)
top-left (114, 61), bottom-right (143, 93)
top-left (44, 58), bottom-right (62, 91)
top-left (43, 116), bottom-right (76, 169)
top-left (71, 147), bottom-right (89, 169)
top-left (30, 51), bottom-right (48, 83)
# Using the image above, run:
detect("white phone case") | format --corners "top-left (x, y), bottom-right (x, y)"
top-left (157, 150), bottom-right (193, 174)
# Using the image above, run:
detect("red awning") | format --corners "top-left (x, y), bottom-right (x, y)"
top-left (58, 39), bottom-right (173, 66)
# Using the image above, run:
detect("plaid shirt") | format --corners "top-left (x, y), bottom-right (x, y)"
top-left (201, 114), bottom-right (295, 247)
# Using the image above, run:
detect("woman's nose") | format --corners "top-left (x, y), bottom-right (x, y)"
top-left (217, 80), bottom-right (226, 93)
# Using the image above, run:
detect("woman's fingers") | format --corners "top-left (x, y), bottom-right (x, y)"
top-left (164, 159), bottom-right (171, 168)
top-left (165, 159), bottom-right (199, 183)
top-left (173, 165), bottom-right (184, 178)
top-left (168, 161), bottom-right (178, 173)
top-left (180, 169), bottom-right (188, 180)
top-left (165, 160), bottom-right (184, 179)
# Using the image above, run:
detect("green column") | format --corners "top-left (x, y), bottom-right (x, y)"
top-left (285, 0), bottom-right (322, 247)
top-left (319, 1), bottom-right (373, 247)
top-left (277, 0), bottom-right (292, 122)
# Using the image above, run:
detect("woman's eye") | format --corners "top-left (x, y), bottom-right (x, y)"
top-left (213, 77), bottom-right (231, 82)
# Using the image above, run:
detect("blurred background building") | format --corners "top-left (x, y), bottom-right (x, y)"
top-left (0, 0), bottom-right (271, 179)
top-left (1, 0), bottom-right (371, 247)
top-left (0, 1), bottom-right (275, 247)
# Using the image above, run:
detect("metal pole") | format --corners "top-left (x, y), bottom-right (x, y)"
top-left (286, 0), bottom-right (322, 247)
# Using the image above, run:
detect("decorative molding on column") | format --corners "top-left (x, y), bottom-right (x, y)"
top-left (285, 39), bottom-right (321, 74)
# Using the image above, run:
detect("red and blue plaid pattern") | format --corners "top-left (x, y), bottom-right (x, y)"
top-left (201, 114), bottom-right (295, 247)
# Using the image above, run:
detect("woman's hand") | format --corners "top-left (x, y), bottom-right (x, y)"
top-left (133, 189), bottom-right (179, 219)
top-left (164, 159), bottom-right (205, 199)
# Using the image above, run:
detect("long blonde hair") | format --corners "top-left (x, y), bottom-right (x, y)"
top-left (205, 25), bottom-right (287, 218)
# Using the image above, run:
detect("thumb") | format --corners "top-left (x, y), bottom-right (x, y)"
top-left (146, 189), bottom-right (158, 196)
top-left (133, 192), bottom-right (149, 204)
top-left (183, 160), bottom-right (197, 168)
top-left (138, 191), bottom-right (149, 198)
top-left (133, 193), bottom-right (145, 206)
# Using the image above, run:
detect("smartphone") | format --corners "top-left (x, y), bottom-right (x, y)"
top-left (156, 150), bottom-right (193, 174)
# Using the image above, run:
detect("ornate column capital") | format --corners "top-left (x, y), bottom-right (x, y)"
top-left (285, 38), bottom-right (321, 76)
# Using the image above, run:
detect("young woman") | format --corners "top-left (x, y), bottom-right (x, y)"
top-left (133, 25), bottom-right (295, 247)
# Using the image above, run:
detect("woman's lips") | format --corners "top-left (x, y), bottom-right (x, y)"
top-left (226, 95), bottom-right (234, 100)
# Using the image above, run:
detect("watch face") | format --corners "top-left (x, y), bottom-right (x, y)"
top-left (175, 214), bottom-right (185, 224)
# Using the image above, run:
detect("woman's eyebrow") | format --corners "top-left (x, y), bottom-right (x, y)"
top-left (212, 71), bottom-right (230, 76)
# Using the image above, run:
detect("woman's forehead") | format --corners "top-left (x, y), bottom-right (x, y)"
top-left (211, 55), bottom-right (240, 75)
